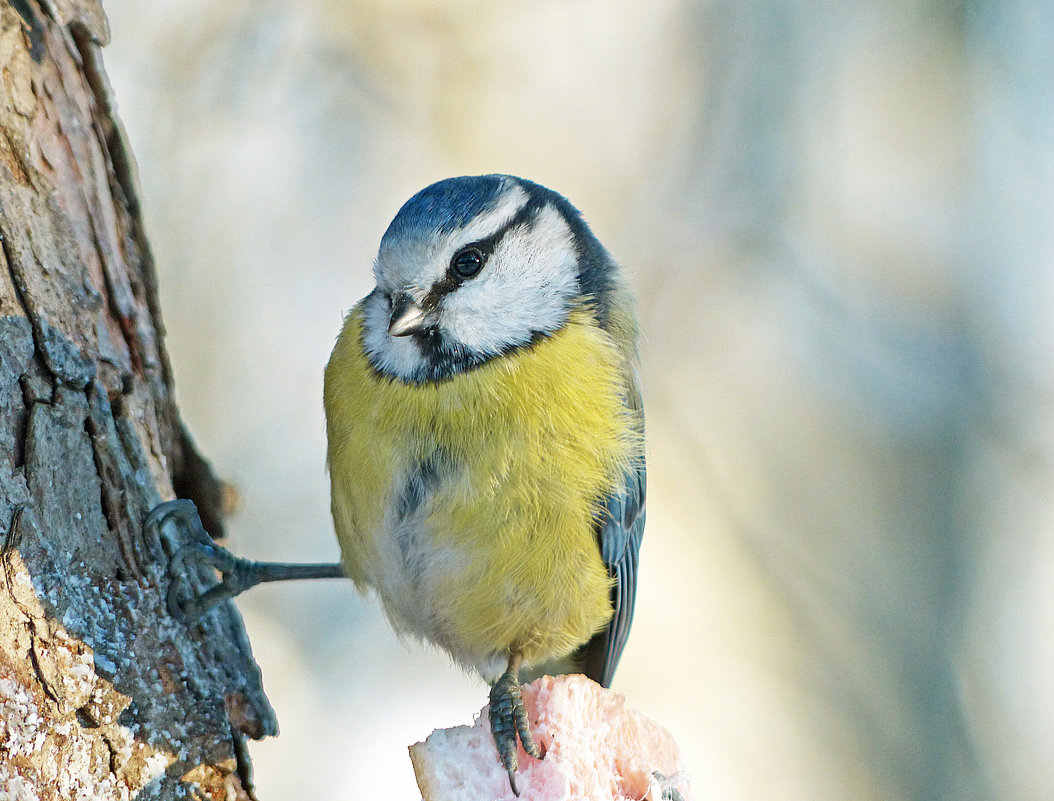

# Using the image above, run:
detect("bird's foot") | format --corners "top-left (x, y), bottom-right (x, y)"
top-left (147, 499), bottom-right (259, 622)
top-left (488, 667), bottom-right (543, 796)
top-left (147, 499), bottom-right (346, 623)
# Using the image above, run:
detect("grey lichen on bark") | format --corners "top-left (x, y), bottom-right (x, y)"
top-left (0, 1), bottom-right (276, 798)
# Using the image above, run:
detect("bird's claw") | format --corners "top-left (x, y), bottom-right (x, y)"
top-left (167, 540), bottom-right (256, 621)
top-left (488, 670), bottom-right (542, 795)
top-left (146, 499), bottom-right (250, 622)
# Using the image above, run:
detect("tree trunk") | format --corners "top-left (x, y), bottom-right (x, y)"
top-left (0, 1), bottom-right (276, 798)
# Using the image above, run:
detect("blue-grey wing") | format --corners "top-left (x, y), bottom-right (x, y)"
top-left (577, 403), bottom-right (645, 688)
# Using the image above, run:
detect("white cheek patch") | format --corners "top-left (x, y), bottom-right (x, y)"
top-left (442, 204), bottom-right (579, 353)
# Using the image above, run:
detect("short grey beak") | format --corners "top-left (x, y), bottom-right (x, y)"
top-left (388, 295), bottom-right (429, 337)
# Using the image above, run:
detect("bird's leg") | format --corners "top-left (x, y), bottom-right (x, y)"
top-left (146, 499), bottom-right (345, 622)
top-left (488, 651), bottom-right (543, 796)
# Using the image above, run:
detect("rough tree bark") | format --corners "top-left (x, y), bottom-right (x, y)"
top-left (0, 1), bottom-right (276, 798)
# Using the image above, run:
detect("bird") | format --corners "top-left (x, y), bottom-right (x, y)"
top-left (153, 174), bottom-right (646, 795)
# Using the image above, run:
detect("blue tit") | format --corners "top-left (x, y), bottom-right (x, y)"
top-left (323, 175), bottom-right (646, 792)
top-left (153, 174), bottom-right (645, 796)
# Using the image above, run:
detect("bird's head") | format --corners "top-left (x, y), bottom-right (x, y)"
top-left (361, 175), bottom-right (619, 383)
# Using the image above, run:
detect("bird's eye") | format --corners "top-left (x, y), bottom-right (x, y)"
top-left (451, 247), bottom-right (485, 279)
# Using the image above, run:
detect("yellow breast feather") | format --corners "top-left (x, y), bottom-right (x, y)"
top-left (324, 304), bottom-right (639, 670)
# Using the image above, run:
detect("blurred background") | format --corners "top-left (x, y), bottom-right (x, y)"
top-left (101, 1), bottom-right (1052, 799)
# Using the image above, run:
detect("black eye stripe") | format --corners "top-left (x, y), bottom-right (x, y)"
top-left (420, 196), bottom-right (547, 310)
top-left (470, 196), bottom-right (544, 256)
